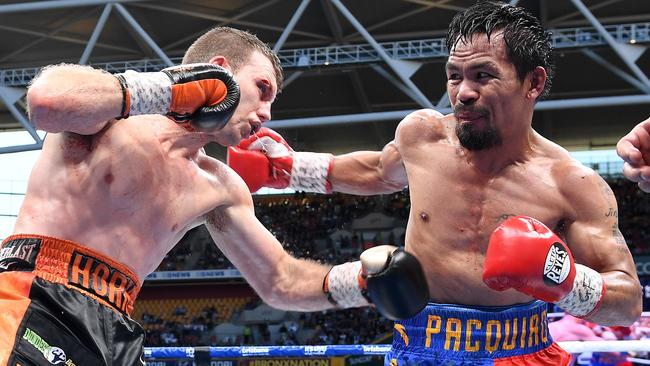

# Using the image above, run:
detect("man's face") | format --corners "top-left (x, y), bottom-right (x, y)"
top-left (446, 32), bottom-right (530, 151)
top-left (214, 51), bottom-right (278, 146)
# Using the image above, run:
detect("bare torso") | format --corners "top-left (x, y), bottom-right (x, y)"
top-left (397, 112), bottom-right (575, 306)
top-left (14, 116), bottom-right (231, 280)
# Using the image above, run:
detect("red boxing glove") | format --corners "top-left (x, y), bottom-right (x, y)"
top-left (228, 127), bottom-right (333, 193)
top-left (483, 216), bottom-right (604, 317)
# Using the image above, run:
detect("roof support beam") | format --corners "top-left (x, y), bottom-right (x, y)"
top-left (0, 24), bottom-right (135, 53)
top-left (581, 49), bottom-right (650, 94)
top-left (80, 3), bottom-right (113, 64)
top-left (273, 0), bottom-right (311, 52)
top-left (342, 0), bottom-right (453, 42)
top-left (267, 94), bottom-right (650, 129)
top-left (321, 0), bottom-right (372, 113)
top-left (0, 0), bottom-right (141, 13)
top-left (163, 0), bottom-right (283, 52)
top-left (130, 3), bottom-right (328, 41)
top-left (548, 0), bottom-right (623, 26)
top-left (570, 0), bottom-right (650, 93)
top-left (114, 3), bottom-right (173, 66)
top-left (330, 0), bottom-right (433, 109)
top-left (0, 6), bottom-right (100, 63)
top-left (0, 87), bottom-right (41, 146)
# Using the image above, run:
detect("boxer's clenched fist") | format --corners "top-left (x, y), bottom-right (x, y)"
top-left (323, 245), bottom-right (429, 320)
top-left (115, 63), bottom-right (240, 131)
top-left (483, 216), bottom-right (605, 317)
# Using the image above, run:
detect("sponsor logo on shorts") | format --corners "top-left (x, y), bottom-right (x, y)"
top-left (405, 308), bottom-right (550, 355)
top-left (543, 242), bottom-right (571, 286)
top-left (0, 238), bottom-right (41, 271)
top-left (68, 251), bottom-right (137, 314)
top-left (22, 328), bottom-right (77, 365)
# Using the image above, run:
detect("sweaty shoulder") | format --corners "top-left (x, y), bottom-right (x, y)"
top-left (197, 153), bottom-right (254, 209)
top-left (395, 109), bottom-right (449, 146)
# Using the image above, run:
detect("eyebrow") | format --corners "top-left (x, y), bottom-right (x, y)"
top-left (445, 60), bottom-right (500, 72)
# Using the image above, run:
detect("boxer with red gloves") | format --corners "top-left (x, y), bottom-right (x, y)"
top-left (484, 216), bottom-right (605, 318)
top-left (227, 3), bottom-right (642, 366)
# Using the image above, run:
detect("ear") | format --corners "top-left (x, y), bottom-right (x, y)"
top-left (526, 66), bottom-right (547, 100)
top-left (209, 55), bottom-right (231, 70)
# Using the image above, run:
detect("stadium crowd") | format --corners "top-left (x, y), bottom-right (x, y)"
top-left (141, 177), bottom-right (650, 358)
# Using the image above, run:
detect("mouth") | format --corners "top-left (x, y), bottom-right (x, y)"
top-left (455, 111), bottom-right (489, 124)
top-left (453, 105), bottom-right (490, 124)
top-left (457, 114), bottom-right (484, 123)
top-left (249, 121), bottom-right (262, 135)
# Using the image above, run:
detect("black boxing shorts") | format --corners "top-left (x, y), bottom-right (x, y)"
top-left (0, 234), bottom-right (145, 366)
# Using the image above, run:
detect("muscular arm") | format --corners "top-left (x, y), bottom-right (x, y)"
top-left (329, 141), bottom-right (407, 195)
top-left (327, 110), bottom-right (445, 195)
top-left (562, 166), bottom-right (642, 326)
top-left (27, 64), bottom-right (122, 135)
top-left (203, 177), bottom-right (333, 311)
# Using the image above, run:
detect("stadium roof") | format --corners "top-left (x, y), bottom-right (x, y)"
top-left (0, 0), bottom-right (649, 156)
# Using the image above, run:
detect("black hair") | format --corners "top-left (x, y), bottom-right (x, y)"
top-left (446, 1), bottom-right (555, 99)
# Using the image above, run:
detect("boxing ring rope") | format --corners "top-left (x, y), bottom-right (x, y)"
top-left (144, 341), bottom-right (650, 360)
top-left (143, 312), bottom-right (650, 362)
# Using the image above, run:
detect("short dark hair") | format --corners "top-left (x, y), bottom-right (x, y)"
top-left (183, 27), bottom-right (284, 93)
top-left (446, 1), bottom-right (555, 99)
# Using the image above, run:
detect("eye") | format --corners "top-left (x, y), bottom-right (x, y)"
top-left (258, 80), bottom-right (270, 96)
top-left (447, 73), bottom-right (461, 81)
top-left (477, 72), bottom-right (493, 79)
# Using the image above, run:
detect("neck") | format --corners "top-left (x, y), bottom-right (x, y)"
top-left (156, 120), bottom-right (215, 158)
top-left (466, 128), bottom-right (536, 175)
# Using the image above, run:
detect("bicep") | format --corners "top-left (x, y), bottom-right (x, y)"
top-left (564, 176), bottom-right (637, 278)
top-left (329, 141), bottom-right (407, 195)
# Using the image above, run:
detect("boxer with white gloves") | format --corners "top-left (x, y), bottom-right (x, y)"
top-left (6, 26), bottom-right (429, 366)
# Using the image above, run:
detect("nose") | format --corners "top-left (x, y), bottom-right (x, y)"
top-left (456, 80), bottom-right (479, 106)
top-left (258, 101), bottom-right (271, 123)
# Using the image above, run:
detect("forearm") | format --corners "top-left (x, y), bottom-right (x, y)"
top-left (27, 64), bottom-right (122, 135)
top-left (584, 271), bottom-right (642, 326)
top-left (261, 256), bottom-right (334, 311)
top-left (329, 151), bottom-right (405, 195)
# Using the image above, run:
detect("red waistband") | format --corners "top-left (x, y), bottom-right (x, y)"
top-left (1, 234), bottom-right (141, 316)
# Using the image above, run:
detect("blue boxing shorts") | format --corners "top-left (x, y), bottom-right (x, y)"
top-left (386, 300), bottom-right (572, 366)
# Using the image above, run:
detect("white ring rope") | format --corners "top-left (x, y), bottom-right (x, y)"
top-left (559, 340), bottom-right (650, 353)
top-left (629, 358), bottom-right (650, 365)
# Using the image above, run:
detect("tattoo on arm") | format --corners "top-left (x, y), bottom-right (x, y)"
top-left (605, 207), bottom-right (618, 218)
top-left (611, 224), bottom-right (628, 251)
top-left (597, 179), bottom-right (627, 251)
